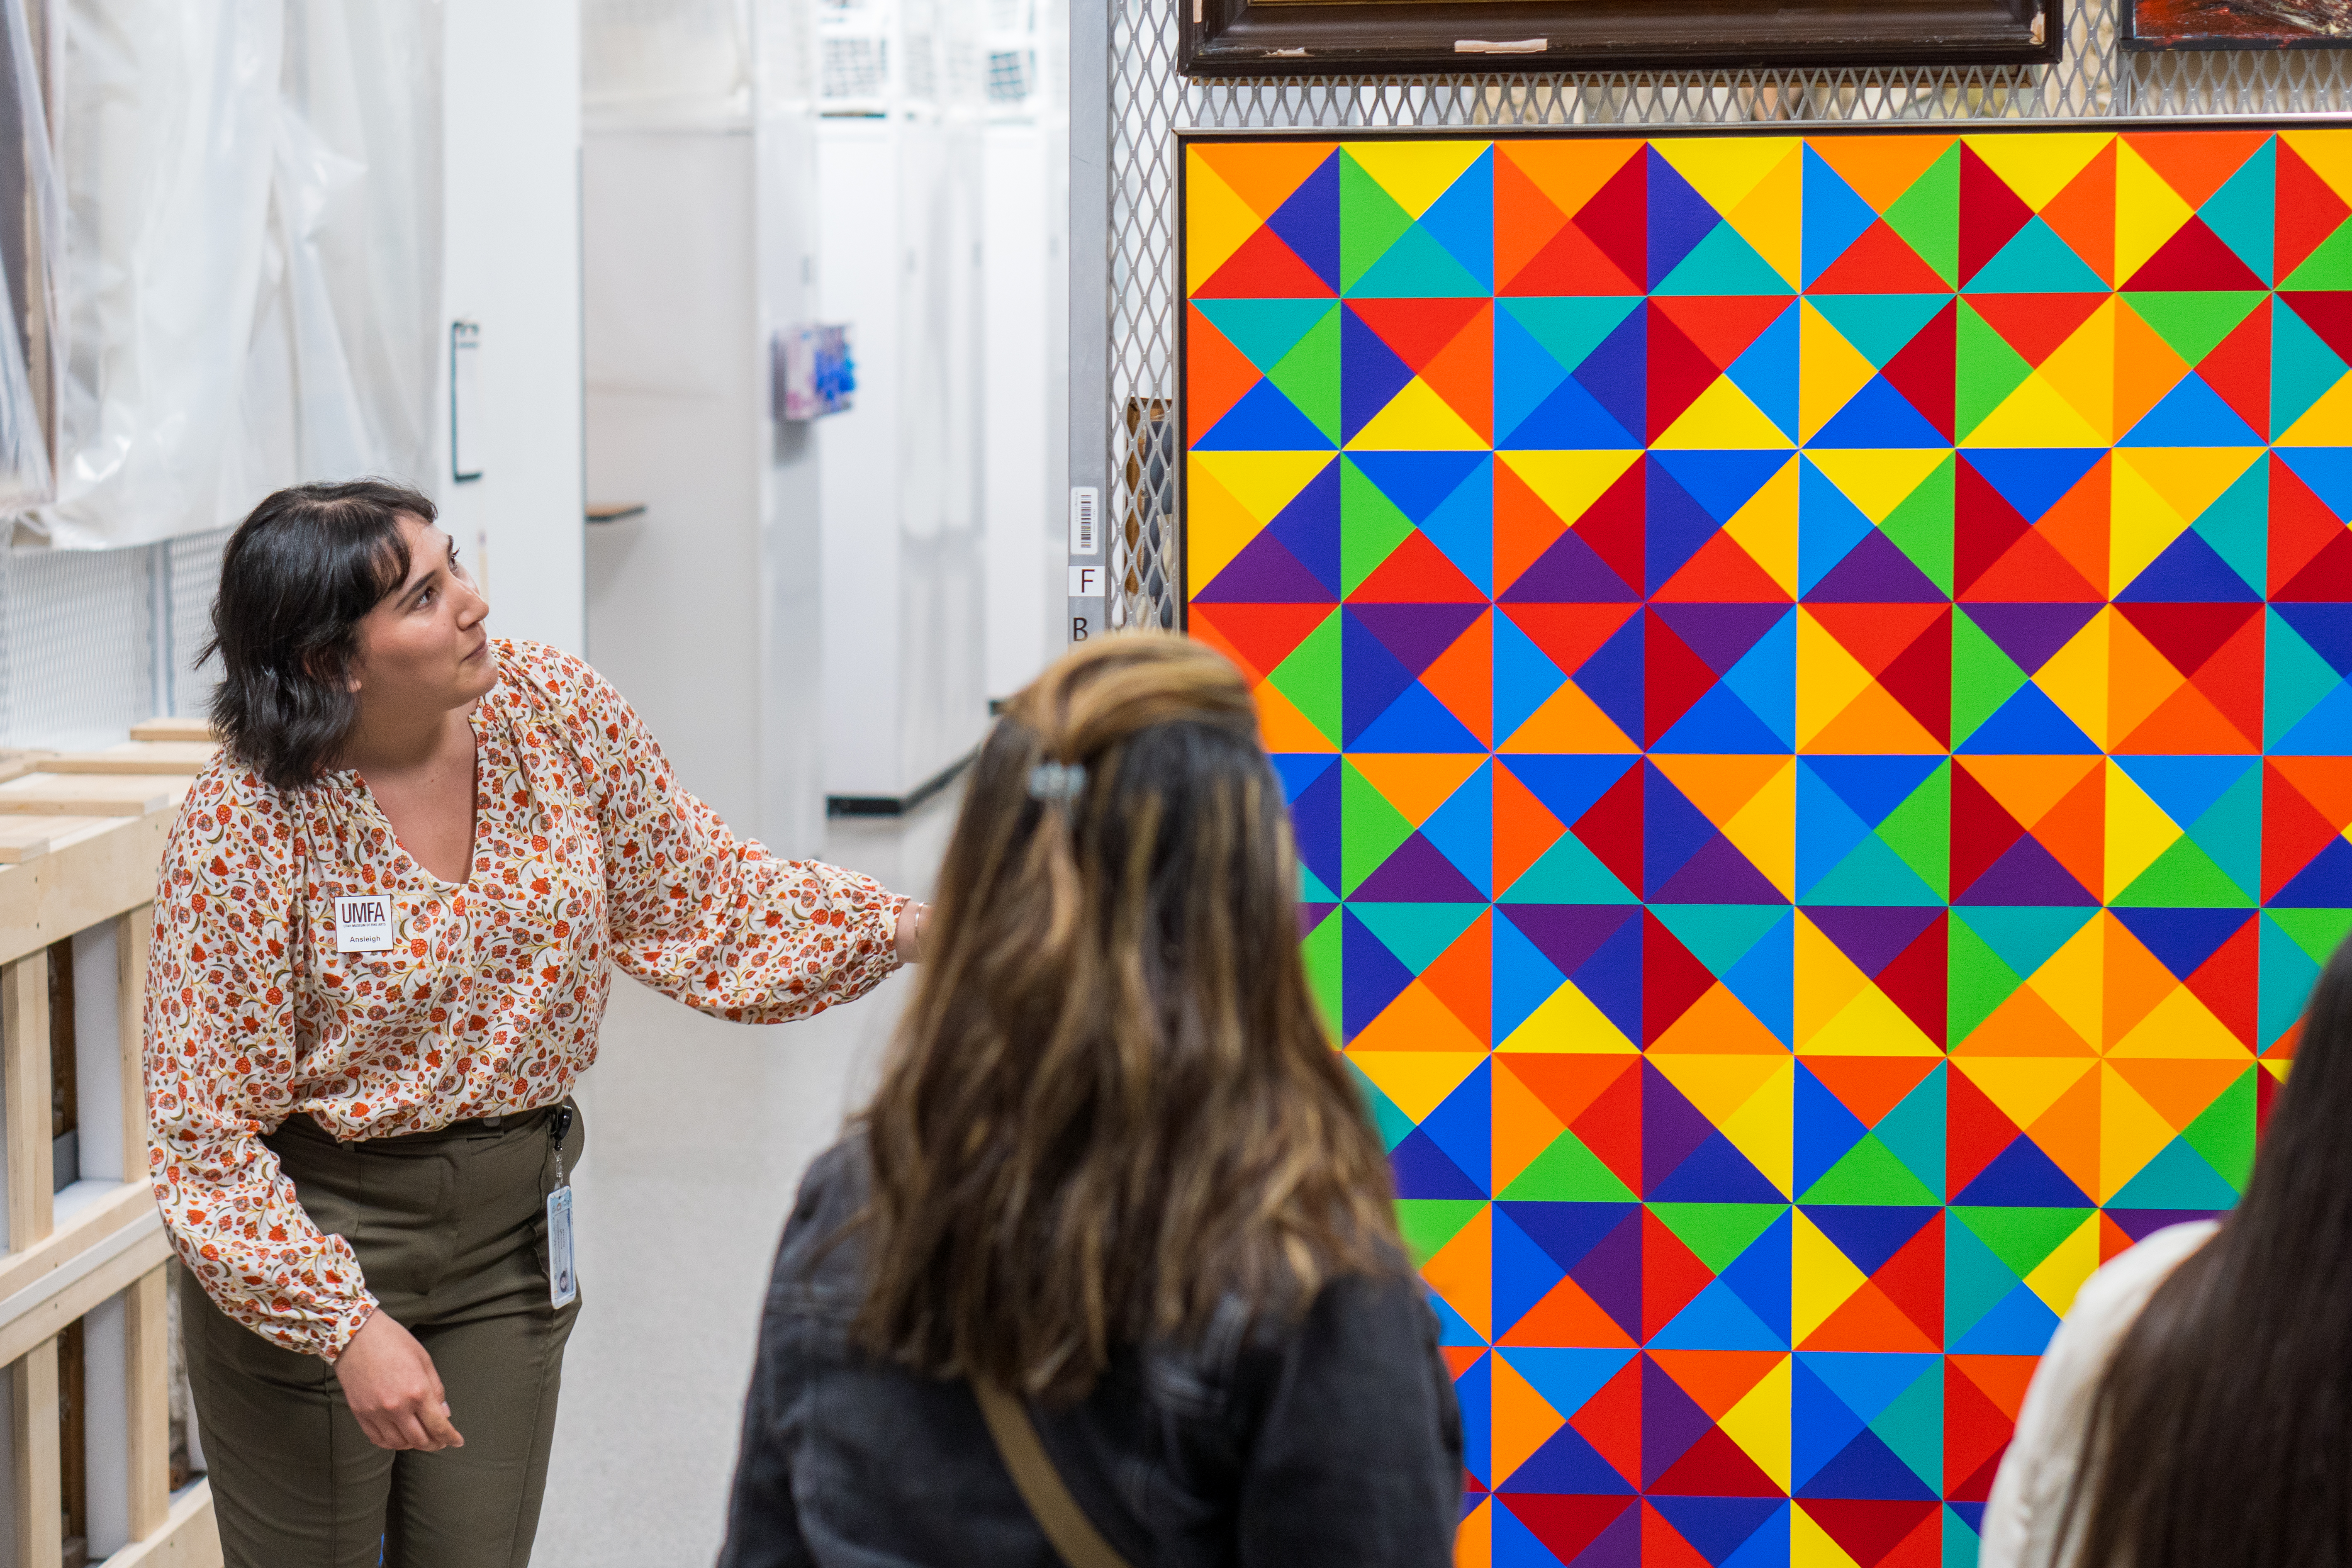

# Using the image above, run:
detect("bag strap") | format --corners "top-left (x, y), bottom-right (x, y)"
top-left (972, 1378), bottom-right (1138, 1568)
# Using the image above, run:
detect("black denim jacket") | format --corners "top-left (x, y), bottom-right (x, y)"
top-left (717, 1138), bottom-right (1465, 1568)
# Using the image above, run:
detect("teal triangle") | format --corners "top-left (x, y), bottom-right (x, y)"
top-left (2190, 457), bottom-right (2269, 597)
top-left (1873, 1066), bottom-right (1945, 1198)
top-left (1944, 1216), bottom-right (2022, 1342)
top-left (1653, 221), bottom-right (1796, 297)
top-left (2267, 607), bottom-right (2344, 746)
top-left (1946, 1507), bottom-right (1982, 1559)
top-left (2183, 765), bottom-right (2262, 901)
top-left (2111, 1136), bottom-right (2241, 1209)
top-left (1650, 905), bottom-right (1790, 977)
top-left (1967, 216), bottom-right (2108, 294)
top-left (1803, 1352), bottom-right (1939, 1427)
top-left (1498, 832), bottom-right (1640, 904)
top-left (2260, 914), bottom-right (2324, 1051)
top-left (1804, 833), bottom-right (1944, 907)
top-left (1869, 1362), bottom-right (1944, 1493)
top-left (1499, 297), bottom-right (1644, 376)
top-left (1345, 1058), bottom-right (1417, 1150)
top-left (1350, 902), bottom-right (1487, 974)
top-left (2273, 669), bottom-right (2352, 756)
top-left (1193, 299), bottom-right (1339, 375)
top-left (2273, 295), bottom-right (2348, 438)
top-left (1349, 221), bottom-right (1486, 299)
top-left (1808, 294), bottom-right (1953, 370)
top-left (1300, 864), bottom-right (1338, 903)
top-left (1950, 907), bottom-right (2097, 985)
top-left (2199, 138), bottom-right (2275, 286)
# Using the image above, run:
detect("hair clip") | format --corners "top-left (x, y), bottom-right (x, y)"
top-left (1027, 761), bottom-right (1086, 803)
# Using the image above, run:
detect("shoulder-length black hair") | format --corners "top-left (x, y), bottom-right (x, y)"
top-left (2065, 930), bottom-right (2352, 1566)
top-left (202, 480), bottom-right (433, 791)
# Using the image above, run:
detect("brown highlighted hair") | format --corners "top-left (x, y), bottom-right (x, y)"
top-left (2062, 931), bottom-right (2352, 1567)
top-left (854, 633), bottom-right (1403, 1401)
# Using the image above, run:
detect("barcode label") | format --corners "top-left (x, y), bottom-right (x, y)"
top-left (1069, 487), bottom-right (1099, 556)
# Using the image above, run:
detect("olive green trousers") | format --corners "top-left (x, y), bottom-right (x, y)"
top-left (181, 1103), bottom-right (585, 1568)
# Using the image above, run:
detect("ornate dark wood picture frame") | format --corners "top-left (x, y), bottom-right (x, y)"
top-left (1179, 0), bottom-right (2060, 75)
top-left (2121, 0), bottom-right (2352, 49)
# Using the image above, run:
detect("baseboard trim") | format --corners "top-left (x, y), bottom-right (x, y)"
top-left (825, 750), bottom-right (976, 819)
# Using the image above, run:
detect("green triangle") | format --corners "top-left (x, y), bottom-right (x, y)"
top-left (1879, 453), bottom-right (1955, 597)
top-left (1340, 761), bottom-right (1416, 896)
top-left (1947, 920), bottom-right (2020, 1046)
top-left (1497, 830), bottom-right (1639, 904)
top-left (1970, 217), bottom-right (2108, 294)
top-left (2274, 293), bottom-right (2351, 435)
top-left (1501, 1130), bottom-right (1639, 1202)
top-left (2180, 1067), bottom-right (2255, 1192)
top-left (1801, 1134), bottom-right (1938, 1205)
top-left (1340, 458), bottom-right (1418, 596)
top-left (1339, 152), bottom-right (1416, 294)
top-left (1945, 1214), bottom-right (2022, 1339)
top-left (2123, 291), bottom-right (2265, 369)
top-left (2185, 765), bottom-right (2261, 900)
top-left (1350, 220), bottom-right (1485, 299)
top-left (1808, 833), bottom-right (1943, 907)
top-left (1951, 1206), bottom-right (2090, 1281)
top-left (1870, 1366), bottom-right (1944, 1494)
top-left (1351, 902), bottom-right (1486, 974)
top-left (2191, 457), bottom-right (2269, 599)
top-left (1648, 1202), bottom-right (1786, 1273)
top-left (1952, 608), bottom-right (2029, 748)
top-left (1195, 298), bottom-right (1339, 375)
top-left (1811, 295), bottom-right (1953, 371)
top-left (1266, 306), bottom-right (1342, 444)
top-left (1878, 762), bottom-right (1951, 902)
top-left (2111, 1137), bottom-right (2240, 1210)
top-left (2266, 606), bottom-right (2343, 746)
top-left (1650, 905), bottom-right (1788, 977)
top-left (1394, 1198), bottom-right (1486, 1268)
top-left (1884, 144), bottom-right (1960, 287)
top-left (1268, 606), bottom-right (1341, 747)
top-left (1956, 301), bottom-right (2035, 443)
top-left (1873, 1067), bottom-right (1945, 1196)
top-left (1653, 222), bottom-right (1794, 297)
top-left (1502, 297), bottom-right (1644, 375)
top-left (2269, 907), bottom-right (2352, 966)
top-left (2282, 215), bottom-right (2352, 289)
top-left (1302, 905), bottom-right (1342, 1038)
top-left (2112, 835), bottom-right (2253, 909)
top-left (1346, 1057), bottom-right (1416, 1150)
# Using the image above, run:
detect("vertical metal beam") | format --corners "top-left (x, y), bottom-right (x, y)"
top-left (1064, 0), bottom-right (1109, 648)
top-left (2, 954), bottom-right (51, 1250)
top-left (13, 1335), bottom-right (58, 1568)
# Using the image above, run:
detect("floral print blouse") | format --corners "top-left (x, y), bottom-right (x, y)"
top-left (144, 640), bottom-right (906, 1359)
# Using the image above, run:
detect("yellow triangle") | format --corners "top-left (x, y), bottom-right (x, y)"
top-left (1185, 152), bottom-right (1267, 292)
top-left (2033, 606), bottom-right (2111, 752)
top-left (1722, 759), bottom-right (1799, 902)
top-left (2038, 297), bottom-right (2117, 446)
top-left (1806, 982), bottom-right (1941, 1057)
top-left (1803, 449), bottom-right (1954, 526)
top-left (1725, 145), bottom-right (1806, 290)
top-left (1183, 458), bottom-right (1264, 589)
top-left (1653, 376), bottom-right (1795, 450)
top-left (1646, 1049), bottom-right (1787, 1126)
top-left (1717, 1057), bottom-right (1796, 1200)
top-left (1961, 368), bottom-right (2109, 449)
top-left (1342, 140), bottom-right (1489, 220)
top-left (1656, 136), bottom-right (1804, 221)
top-left (1792, 1210), bottom-right (1870, 1346)
top-left (1500, 450), bottom-right (1644, 525)
top-left (1794, 609), bottom-right (1880, 750)
top-left (1499, 979), bottom-right (1638, 1054)
top-left (1191, 449), bottom-right (1333, 526)
top-left (1724, 455), bottom-right (1801, 597)
top-left (1720, 1356), bottom-right (1794, 1493)
top-left (2111, 448), bottom-right (2264, 589)
top-left (1348, 375), bottom-right (1486, 451)
top-left (2097, 1061), bottom-right (2181, 1203)
top-left (1650, 754), bottom-right (1788, 826)
top-left (2104, 760), bottom-right (2182, 901)
top-left (2024, 916), bottom-right (2107, 1052)
top-left (2283, 128), bottom-right (2352, 209)
top-left (2023, 1211), bottom-right (2102, 1317)
top-left (1347, 754), bottom-right (1487, 828)
top-left (2278, 370), bottom-right (2352, 447)
top-left (1794, 913), bottom-right (1871, 1046)
top-left (1963, 130), bottom-right (2115, 210)
top-left (1798, 304), bottom-right (1881, 444)
top-left (1793, 1501), bottom-right (1864, 1568)
top-left (2115, 138), bottom-right (2198, 283)
top-left (1490, 1356), bottom-right (1567, 1483)
top-left (2108, 986), bottom-right (2255, 1061)
top-left (1951, 1057), bottom-right (2097, 1132)
top-left (1343, 1047), bottom-right (1486, 1121)
top-left (1497, 678), bottom-right (1639, 754)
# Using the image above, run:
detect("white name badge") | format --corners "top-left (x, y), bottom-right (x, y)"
top-left (334, 895), bottom-right (394, 953)
top-left (548, 1187), bottom-right (578, 1307)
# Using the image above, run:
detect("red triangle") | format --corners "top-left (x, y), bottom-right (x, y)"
top-left (1875, 913), bottom-right (1948, 1046)
top-left (2263, 759), bottom-right (2352, 901)
top-left (1571, 768), bottom-right (1647, 927)
top-left (1643, 910), bottom-right (1719, 1045)
top-left (2185, 610), bottom-right (2264, 747)
top-left (1958, 146), bottom-right (2037, 284)
top-left (1647, 305), bottom-right (1722, 441)
top-left (2269, 453), bottom-right (2352, 595)
top-left (1811, 218), bottom-right (1950, 295)
top-left (1952, 1447), bottom-right (2009, 1509)
top-left (2277, 524), bottom-right (2352, 602)
top-left (1954, 458), bottom-right (2034, 598)
top-left (1640, 1502), bottom-right (1717, 1568)
top-left (1187, 603), bottom-right (1329, 682)
top-left (1573, 461), bottom-right (1647, 597)
top-left (1503, 1498), bottom-right (1636, 1565)
top-left (1876, 606), bottom-right (1953, 748)
top-left (2113, 601), bottom-right (2260, 679)
top-left (1950, 765), bottom-right (2029, 920)
top-left (1420, 304), bottom-right (1494, 445)
top-left (1196, 224), bottom-right (1334, 298)
top-left (1804, 1057), bottom-right (1938, 1129)
top-left (1653, 531), bottom-right (1793, 604)
top-left (1504, 214), bottom-right (1641, 296)
top-left (1801, 1501), bottom-right (1940, 1568)
top-left (1641, 1210), bottom-right (1717, 1340)
top-left (1568, 1349), bottom-right (1646, 1485)
top-left (2123, 216), bottom-right (2268, 291)
top-left (1946, 1068), bottom-right (2028, 1193)
top-left (2281, 290), bottom-right (2352, 367)
top-left (1567, 1045), bottom-right (1647, 1193)
top-left (1347, 297), bottom-right (1489, 375)
top-left (1966, 292), bottom-right (2106, 369)
top-left (1505, 603), bottom-right (1640, 679)
top-left (2185, 917), bottom-right (2259, 1049)
top-left (1648, 1427), bottom-right (1782, 1497)
top-left (1644, 611), bottom-right (1723, 744)
top-left (1805, 603), bottom-right (1944, 680)
top-left (1870, 1210), bottom-right (1943, 1345)
top-left (1571, 153), bottom-right (1650, 297)
top-left (1350, 531), bottom-right (1487, 604)
top-left (1943, 1360), bottom-right (2017, 1499)
top-left (1187, 307), bottom-right (1263, 438)
top-left (1965, 526), bottom-right (2104, 604)
top-left (2278, 140), bottom-right (2352, 280)
top-left (1493, 153), bottom-right (1572, 293)
top-left (1650, 295), bottom-right (1792, 373)
top-left (1881, 300), bottom-right (1957, 441)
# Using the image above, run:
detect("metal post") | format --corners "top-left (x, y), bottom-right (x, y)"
top-left (1064, 0), bottom-right (1109, 647)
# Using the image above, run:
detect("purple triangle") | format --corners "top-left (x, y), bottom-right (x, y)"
top-left (1640, 1353), bottom-right (1717, 1488)
top-left (1503, 904), bottom-right (1641, 980)
top-left (1642, 1061), bottom-right (1717, 1203)
top-left (1962, 602), bottom-right (2100, 676)
top-left (1194, 531), bottom-right (1333, 604)
top-left (1566, 1502), bottom-right (1642, 1568)
top-left (2108, 1206), bottom-right (2224, 1239)
top-left (1804, 906), bottom-right (1941, 980)
top-left (1955, 834), bottom-right (2096, 906)
top-left (1297, 903), bottom-right (1335, 940)
top-left (1651, 834), bottom-right (1789, 906)
top-left (1803, 529), bottom-right (1946, 604)
top-left (1352, 832), bottom-right (1486, 903)
top-left (1499, 529), bottom-right (1637, 604)
top-left (1349, 601), bottom-right (1487, 680)
top-left (1648, 602), bottom-right (1789, 677)
top-left (1568, 1209), bottom-right (1644, 1341)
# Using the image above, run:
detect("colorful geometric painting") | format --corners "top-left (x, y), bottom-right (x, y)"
top-left (1178, 126), bottom-right (2352, 1568)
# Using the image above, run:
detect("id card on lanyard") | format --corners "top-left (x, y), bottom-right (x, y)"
top-left (548, 1105), bottom-right (578, 1307)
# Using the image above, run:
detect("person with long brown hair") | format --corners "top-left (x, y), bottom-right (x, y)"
top-left (1979, 931), bottom-right (2352, 1568)
top-left (717, 633), bottom-right (1463, 1567)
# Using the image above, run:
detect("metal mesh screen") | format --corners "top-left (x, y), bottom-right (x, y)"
top-left (165, 528), bottom-right (231, 721)
top-left (0, 528), bottom-right (227, 747)
top-left (1104, 0), bottom-right (2352, 626)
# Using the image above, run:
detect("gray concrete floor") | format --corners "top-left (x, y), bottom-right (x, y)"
top-left (534, 794), bottom-right (959, 1566)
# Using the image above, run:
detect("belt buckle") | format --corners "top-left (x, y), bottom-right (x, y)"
top-left (482, 1113), bottom-right (504, 1132)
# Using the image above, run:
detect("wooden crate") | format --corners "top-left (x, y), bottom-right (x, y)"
top-left (123, 722), bottom-right (210, 746)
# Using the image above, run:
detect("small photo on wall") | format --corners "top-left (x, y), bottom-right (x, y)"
top-left (2126, 0), bottom-right (2352, 48)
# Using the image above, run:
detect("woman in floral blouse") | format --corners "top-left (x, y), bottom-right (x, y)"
top-left (145, 479), bottom-right (922, 1568)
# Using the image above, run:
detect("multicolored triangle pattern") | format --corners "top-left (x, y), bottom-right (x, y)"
top-left (1183, 128), bottom-right (2352, 1568)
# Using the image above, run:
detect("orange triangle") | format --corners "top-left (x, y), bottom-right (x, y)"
top-left (1494, 151), bottom-right (1571, 289)
top-left (1493, 1355), bottom-right (1571, 1483)
top-left (1421, 306), bottom-right (1494, 445)
top-left (1652, 530), bottom-right (1793, 604)
top-left (1441, 1345), bottom-right (1486, 1380)
top-left (2038, 456), bottom-right (2112, 596)
top-left (1960, 754), bottom-right (2102, 830)
top-left (2031, 767), bottom-right (2107, 906)
top-left (1802, 1279), bottom-right (1938, 1353)
top-left (1194, 140), bottom-right (1338, 219)
top-left (1252, 678), bottom-right (1336, 752)
top-left (2039, 141), bottom-right (2118, 286)
top-left (1504, 214), bottom-right (1643, 297)
top-left (2272, 755), bottom-right (2352, 833)
top-left (1651, 754), bottom-right (1788, 825)
top-left (1811, 134), bottom-right (1958, 213)
top-left (1495, 139), bottom-right (1647, 231)
top-left (1421, 611), bottom-right (1493, 749)
top-left (1498, 671), bottom-right (1639, 754)
top-left (1493, 1054), bottom-right (1569, 1192)
top-left (2022, 1064), bottom-right (2101, 1201)
top-left (1649, 984), bottom-right (1787, 1055)
top-left (1499, 1271), bottom-right (1635, 1348)
top-left (1422, 1204), bottom-right (1492, 1341)
top-left (1646, 1350), bottom-right (1787, 1424)
top-left (1499, 1052), bottom-right (1642, 1128)
top-left (2105, 918), bottom-right (2187, 1049)
top-left (1801, 1056), bottom-right (1940, 1128)
top-left (1350, 753), bottom-right (1486, 827)
top-left (1495, 763), bottom-right (1568, 894)
top-left (2098, 1211), bottom-right (2139, 1263)
top-left (1422, 912), bottom-right (1494, 1045)
top-left (2119, 676), bottom-right (2250, 755)
top-left (2123, 128), bottom-right (2272, 211)
top-left (1351, 981), bottom-right (1488, 1053)
top-left (2114, 298), bottom-right (2192, 437)
top-left (1809, 681), bottom-right (1943, 755)
top-left (1495, 460), bottom-right (1570, 594)
top-left (2109, 1058), bottom-right (2248, 1132)
top-left (1952, 981), bottom-right (2094, 1056)
top-left (1188, 307), bottom-right (1264, 438)
top-left (1949, 1354), bottom-right (2038, 1420)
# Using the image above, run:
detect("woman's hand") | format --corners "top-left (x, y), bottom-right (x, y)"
top-left (333, 1309), bottom-right (465, 1451)
top-left (896, 901), bottom-right (931, 964)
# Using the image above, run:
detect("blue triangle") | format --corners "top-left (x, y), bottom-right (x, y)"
top-left (1574, 612), bottom-right (1645, 746)
top-left (1341, 908), bottom-right (1415, 1035)
top-left (1340, 610), bottom-right (1417, 742)
top-left (1495, 614), bottom-right (1565, 743)
top-left (1720, 916), bottom-right (1795, 1045)
top-left (1952, 1137), bottom-right (2092, 1206)
top-left (2120, 371), bottom-right (2263, 449)
top-left (1651, 449), bottom-right (1794, 526)
top-left (1194, 378), bottom-right (1335, 451)
top-left (1652, 1132), bottom-right (1785, 1204)
top-left (1647, 461), bottom-right (1730, 593)
top-left (2272, 834), bottom-right (2352, 906)
top-left (2111, 755), bottom-right (2255, 829)
top-left (1950, 1281), bottom-right (2061, 1355)
top-left (1720, 1504), bottom-right (1795, 1568)
top-left (1802, 1205), bottom-right (1937, 1276)
top-left (1796, 1427), bottom-right (1937, 1500)
top-left (1805, 755), bottom-right (1943, 828)
top-left (1796, 459), bottom-right (1877, 595)
top-left (1348, 450), bottom-right (1490, 525)
top-left (1493, 305), bottom-right (1573, 440)
top-left (2273, 675), bottom-right (2352, 759)
top-left (1721, 609), bottom-right (1797, 749)
top-left (1648, 1276), bottom-right (1787, 1351)
top-left (1968, 215), bottom-right (2107, 293)
top-left (1416, 148), bottom-right (1494, 292)
top-left (2273, 602), bottom-right (2352, 676)
top-left (1652, 1498), bottom-right (1785, 1566)
top-left (1500, 1200), bottom-right (1639, 1275)
top-left (1501, 297), bottom-right (1644, 381)
top-left (1500, 1347), bottom-right (1637, 1424)
top-left (1649, 149), bottom-right (1721, 289)
top-left (1802, 147), bottom-right (1880, 289)
top-left (1271, 751), bottom-right (1339, 806)
top-left (1653, 684), bottom-right (1789, 756)
top-left (2115, 521), bottom-right (2261, 602)
top-left (1568, 911), bottom-right (1646, 1044)
top-left (1962, 448), bottom-right (2106, 524)
top-left (1265, 153), bottom-right (1342, 290)
top-left (1429, 1290), bottom-right (1484, 1348)
top-left (1492, 912), bottom-right (1568, 1040)
top-left (1391, 1127), bottom-right (1486, 1200)
top-left (1792, 1358), bottom-right (1870, 1490)
top-left (1505, 755), bottom-right (1637, 827)
top-left (1499, 1422), bottom-right (1637, 1495)
top-left (1339, 308), bottom-right (1415, 442)
top-left (1500, 369), bottom-right (1641, 449)
top-left (1422, 764), bottom-right (1494, 899)
top-left (1955, 682), bottom-right (2101, 755)
top-left (1727, 304), bottom-right (1801, 442)
top-left (1285, 757), bottom-right (1342, 894)
top-left (1353, 681), bottom-right (1486, 754)
top-left (1422, 1061), bottom-right (1491, 1192)
top-left (1263, 458), bottom-right (1343, 598)
top-left (2277, 446), bottom-right (2352, 517)
top-left (1800, 1352), bottom-right (1939, 1430)
top-left (1718, 1210), bottom-right (1792, 1340)
top-left (2111, 908), bottom-right (2250, 981)
top-left (1574, 306), bottom-right (1650, 448)
top-left (1809, 374), bottom-right (1948, 449)
top-left (1417, 458), bottom-right (1493, 596)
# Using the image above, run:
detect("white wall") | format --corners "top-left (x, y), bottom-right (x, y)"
top-left (435, 0), bottom-right (586, 655)
top-left (980, 122), bottom-right (1065, 703)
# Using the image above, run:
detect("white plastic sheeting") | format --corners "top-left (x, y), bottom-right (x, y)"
top-left (22, 0), bottom-right (441, 549)
top-left (0, 0), bottom-right (57, 512)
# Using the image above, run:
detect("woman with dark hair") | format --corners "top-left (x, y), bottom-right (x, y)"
top-left (716, 634), bottom-right (1462, 1568)
top-left (1979, 934), bottom-right (2352, 1568)
top-left (146, 479), bottom-right (925, 1568)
